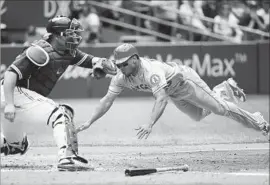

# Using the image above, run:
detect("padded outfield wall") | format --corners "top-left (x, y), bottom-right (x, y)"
top-left (1, 41), bottom-right (269, 98)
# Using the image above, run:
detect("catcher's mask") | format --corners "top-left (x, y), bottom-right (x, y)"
top-left (46, 16), bottom-right (84, 56)
top-left (63, 18), bottom-right (83, 56)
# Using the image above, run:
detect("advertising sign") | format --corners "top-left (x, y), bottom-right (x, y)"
top-left (0, 43), bottom-right (263, 98)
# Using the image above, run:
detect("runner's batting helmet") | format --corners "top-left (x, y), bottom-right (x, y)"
top-left (113, 43), bottom-right (139, 64)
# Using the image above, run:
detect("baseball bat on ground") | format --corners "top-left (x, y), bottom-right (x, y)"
top-left (125, 164), bottom-right (189, 176)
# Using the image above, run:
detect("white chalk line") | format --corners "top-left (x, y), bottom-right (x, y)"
top-left (110, 147), bottom-right (269, 156)
top-left (224, 172), bottom-right (269, 176)
top-left (190, 171), bottom-right (269, 177)
top-left (154, 147), bottom-right (269, 155)
top-left (1, 169), bottom-right (269, 177)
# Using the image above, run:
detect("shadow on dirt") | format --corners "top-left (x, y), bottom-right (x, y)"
top-left (0, 164), bottom-right (53, 170)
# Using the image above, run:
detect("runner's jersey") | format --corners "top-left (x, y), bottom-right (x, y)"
top-left (108, 57), bottom-right (183, 95)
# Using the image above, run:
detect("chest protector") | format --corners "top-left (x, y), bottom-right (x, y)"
top-left (19, 40), bottom-right (74, 96)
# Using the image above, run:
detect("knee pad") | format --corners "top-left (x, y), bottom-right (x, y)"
top-left (47, 104), bottom-right (74, 128)
top-left (1, 135), bottom-right (29, 156)
top-left (47, 104), bottom-right (78, 154)
top-left (59, 104), bottom-right (75, 123)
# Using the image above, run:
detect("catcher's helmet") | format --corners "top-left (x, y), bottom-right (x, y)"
top-left (46, 15), bottom-right (83, 56)
top-left (113, 43), bottom-right (139, 65)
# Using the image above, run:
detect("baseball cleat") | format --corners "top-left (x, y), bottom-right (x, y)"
top-left (57, 157), bottom-right (91, 171)
top-left (1, 135), bottom-right (29, 156)
top-left (227, 78), bottom-right (246, 102)
top-left (72, 154), bottom-right (88, 164)
top-left (253, 112), bottom-right (269, 139)
top-left (20, 135), bottom-right (30, 155)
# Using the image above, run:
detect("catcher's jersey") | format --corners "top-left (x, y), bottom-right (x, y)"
top-left (7, 39), bottom-right (94, 97)
top-left (108, 57), bottom-right (181, 95)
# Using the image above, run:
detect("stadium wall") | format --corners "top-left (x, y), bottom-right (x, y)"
top-left (1, 42), bottom-right (269, 98)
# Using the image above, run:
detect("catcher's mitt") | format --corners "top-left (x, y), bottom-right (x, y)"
top-left (92, 58), bottom-right (117, 79)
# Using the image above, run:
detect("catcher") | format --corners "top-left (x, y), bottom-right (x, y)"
top-left (0, 15), bottom-right (116, 171)
top-left (76, 43), bottom-right (269, 140)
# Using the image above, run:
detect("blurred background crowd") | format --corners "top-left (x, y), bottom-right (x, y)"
top-left (1, 0), bottom-right (269, 45)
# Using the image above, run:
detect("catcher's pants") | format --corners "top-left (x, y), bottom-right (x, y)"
top-left (169, 66), bottom-right (261, 130)
top-left (0, 85), bottom-right (57, 145)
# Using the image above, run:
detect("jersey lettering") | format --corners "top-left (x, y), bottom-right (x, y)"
top-left (134, 84), bottom-right (150, 90)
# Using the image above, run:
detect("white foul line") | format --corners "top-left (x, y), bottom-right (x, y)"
top-left (1, 169), bottom-right (269, 177)
top-left (192, 171), bottom-right (269, 177)
top-left (225, 172), bottom-right (269, 176)
top-left (174, 147), bottom-right (269, 153)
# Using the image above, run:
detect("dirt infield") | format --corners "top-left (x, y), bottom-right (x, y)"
top-left (1, 144), bottom-right (269, 185)
top-left (1, 96), bottom-right (269, 185)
